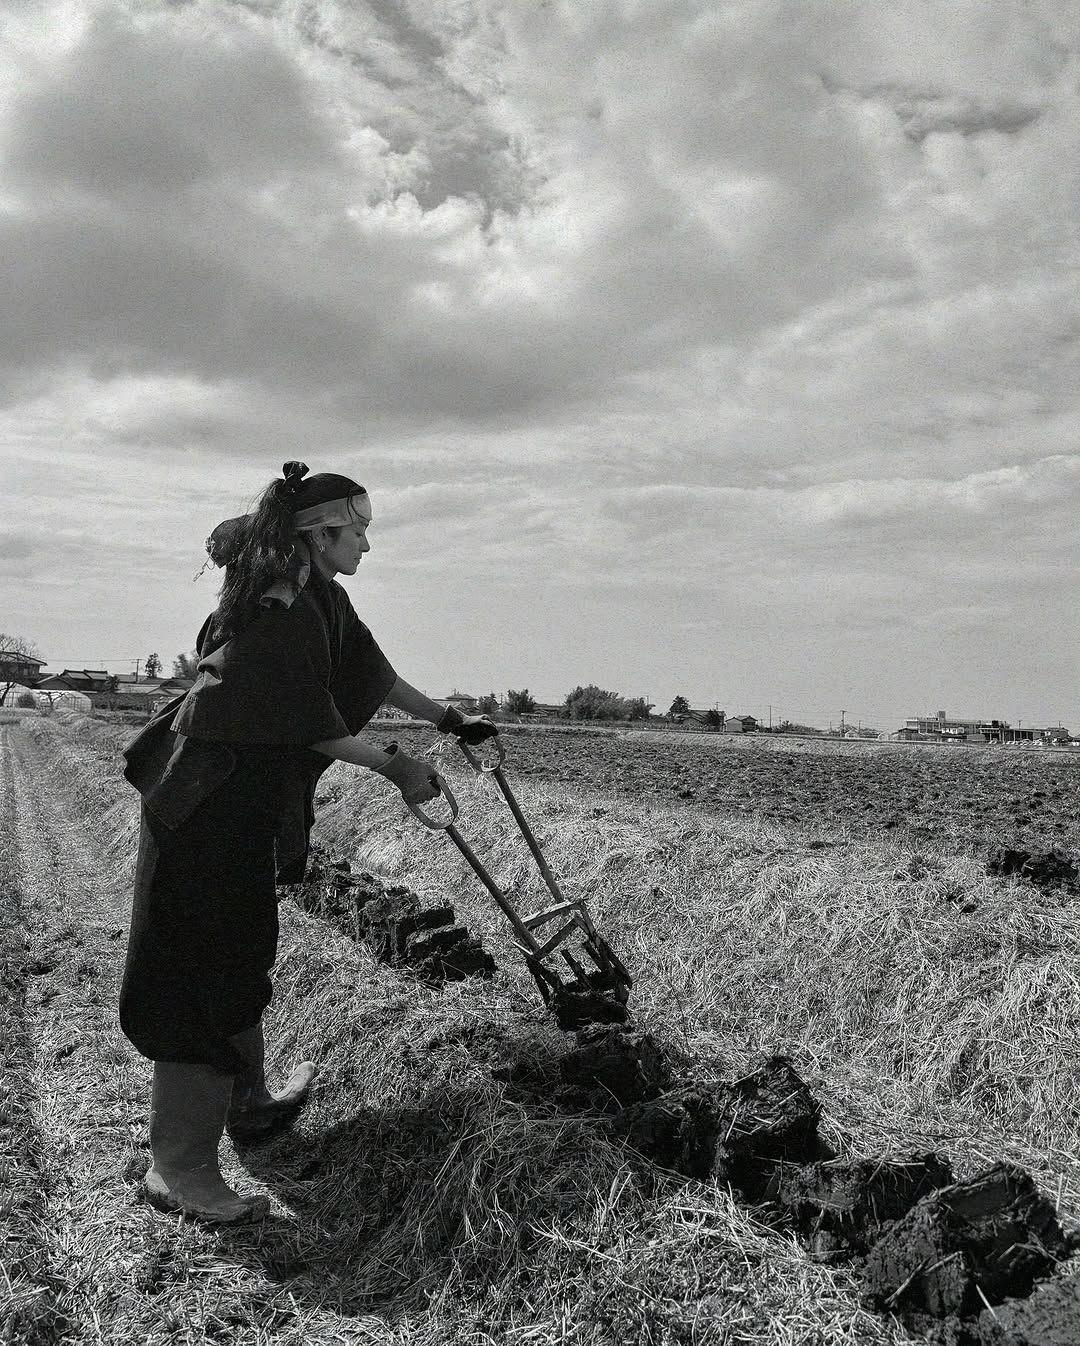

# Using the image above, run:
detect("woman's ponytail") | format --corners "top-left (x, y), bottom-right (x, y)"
top-left (211, 466), bottom-right (308, 641)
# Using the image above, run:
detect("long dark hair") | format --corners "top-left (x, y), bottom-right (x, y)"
top-left (211, 465), bottom-right (365, 641)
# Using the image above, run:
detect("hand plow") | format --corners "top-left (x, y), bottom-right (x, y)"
top-left (407, 737), bottom-right (633, 1030)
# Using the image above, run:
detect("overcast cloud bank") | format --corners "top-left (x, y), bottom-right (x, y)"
top-left (1, 0), bottom-right (1076, 726)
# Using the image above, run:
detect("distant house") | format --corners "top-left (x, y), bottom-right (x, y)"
top-left (35, 670), bottom-right (193, 712)
top-left (670, 708), bottom-right (725, 730)
top-left (0, 652), bottom-right (45, 690)
top-left (723, 714), bottom-right (758, 734)
top-left (37, 669), bottom-right (118, 704)
top-left (898, 710), bottom-right (1059, 745)
top-left (109, 677), bottom-right (193, 712)
top-left (436, 691), bottom-right (480, 714)
top-left (148, 682), bottom-right (195, 714)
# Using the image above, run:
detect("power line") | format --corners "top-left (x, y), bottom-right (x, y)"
top-left (41, 657), bottom-right (141, 667)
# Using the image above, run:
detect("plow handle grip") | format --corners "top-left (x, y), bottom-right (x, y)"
top-left (406, 773), bottom-right (460, 830)
top-left (457, 737), bottom-right (506, 775)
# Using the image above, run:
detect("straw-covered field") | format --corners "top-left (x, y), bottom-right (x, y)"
top-left (1, 713), bottom-right (1078, 1345)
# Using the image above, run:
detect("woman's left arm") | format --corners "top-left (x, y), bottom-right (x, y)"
top-left (383, 676), bottom-right (499, 743)
top-left (382, 675), bottom-right (447, 725)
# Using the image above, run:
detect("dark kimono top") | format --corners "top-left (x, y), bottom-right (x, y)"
top-left (122, 564), bottom-right (396, 881)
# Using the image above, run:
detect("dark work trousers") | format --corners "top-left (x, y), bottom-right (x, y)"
top-left (120, 748), bottom-right (293, 1075)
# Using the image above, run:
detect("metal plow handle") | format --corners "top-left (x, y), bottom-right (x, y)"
top-left (456, 737), bottom-right (507, 774)
top-left (406, 773), bottom-right (460, 830)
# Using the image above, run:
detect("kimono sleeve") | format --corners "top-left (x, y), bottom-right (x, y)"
top-left (329, 595), bottom-right (398, 734)
top-left (171, 598), bottom-right (351, 745)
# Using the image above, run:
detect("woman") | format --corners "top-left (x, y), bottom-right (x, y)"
top-left (120, 462), bottom-right (497, 1224)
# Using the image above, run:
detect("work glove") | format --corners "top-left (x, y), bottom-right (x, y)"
top-left (374, 743), bottom-right (441, 806)
top-left (436, 704), bottom-right (499, 745)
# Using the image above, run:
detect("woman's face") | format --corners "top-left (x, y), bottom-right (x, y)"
top-left (316, 518), bottom-right (371, 576)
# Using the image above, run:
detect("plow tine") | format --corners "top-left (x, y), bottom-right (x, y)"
top-left (561, 949), bottom-right (587, 980)
top-left (584, 933), bottom-right (633, 989)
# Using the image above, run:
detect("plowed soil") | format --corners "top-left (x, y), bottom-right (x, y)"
top-left (385, 725), bottom-right (1080, 850)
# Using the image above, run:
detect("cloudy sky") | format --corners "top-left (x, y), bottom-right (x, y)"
top-left (1, 0), bottom-right (1077, 730)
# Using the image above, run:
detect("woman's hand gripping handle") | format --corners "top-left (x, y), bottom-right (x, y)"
top-left (374, 742), bottom-right (442, 807)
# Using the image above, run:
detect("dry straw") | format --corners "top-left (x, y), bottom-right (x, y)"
top-left (2, 714), bottom-right (1076, 1344)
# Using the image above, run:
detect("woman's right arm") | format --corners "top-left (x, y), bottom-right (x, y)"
top-left (308, 735), bottom-right (393, 769)
top-left (308, 735), bottom-right (440, 804)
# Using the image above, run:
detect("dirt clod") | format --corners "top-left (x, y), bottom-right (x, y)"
top-left (292, 858), bottom-right (495, 981)
top-left (860, 1162), bottom-right (1078, 1321)
top-left (974, 1270), bottom-right (1080, 1346)
top-left (986, 847), bottom-right (1079, 896)
top-left (407, 926), bottom-right (496, 982)
top-left (771, 1152), bottom-right (955, 1260)
top-left (550, 969), bottom-right (631, 1031)
top-left (613, 1056), bottom-right (830, 1193)
top-left (560, 1025), bottom-right (676, 1110)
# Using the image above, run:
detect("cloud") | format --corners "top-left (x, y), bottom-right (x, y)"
top-left (2, 0), bottom-right (1078, 723)
top-left (0, 0), bottom-right (907, 422)
top-left (0, 533), bottom-right (35, 568)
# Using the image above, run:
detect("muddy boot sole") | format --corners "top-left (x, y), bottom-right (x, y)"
top-left (143, 1172), bottom-right (270, 1225)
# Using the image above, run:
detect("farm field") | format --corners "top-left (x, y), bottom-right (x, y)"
top-left (381, 721), bottom-right (1080, 852)
top-left (1, 712), bottom-right (1078, 1345)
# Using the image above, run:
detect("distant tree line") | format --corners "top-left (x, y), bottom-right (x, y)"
top-left (471, 685), bottom-right (653, 722)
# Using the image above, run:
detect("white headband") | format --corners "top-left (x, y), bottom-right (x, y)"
top-left (293, 493), bottom-right (371, 531)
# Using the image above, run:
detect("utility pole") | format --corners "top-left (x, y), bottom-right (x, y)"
top-left (840, 709), bottom-right (846, 739)
top-left (134, 658), bottom-right (140, 683)
top-left (768, 703), bottom-right (772, 730)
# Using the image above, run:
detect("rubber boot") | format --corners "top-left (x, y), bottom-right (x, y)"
top-left (227, 1020), bottom-right (318, 1146)
top-left (144, 1061), bottom-right (270, 1224)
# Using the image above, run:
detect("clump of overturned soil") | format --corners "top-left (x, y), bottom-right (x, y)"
top-left (860, 1162), bottom-right (1079, 1322)
top-left (611, 1056), bottom-right (831, 1196)
top-left (986, 847), bottom-right (1079, 897)
top-left (771, 1153), bottom-right (956, 1261)
top-left (559, 1024), bottom-right (677, 1111)
top-left (293, 858), bottom-right (496, 983)
top-left (550, 968), bottom-right (631, 1031)
top-left (971, 1270), bottom-right (1080, 1346)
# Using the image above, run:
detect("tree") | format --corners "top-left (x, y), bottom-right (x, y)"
top-left (505, 688), bottom-right (536, 715)
top-left (704, 708), bottom-right (724, 730)
top-left (477, 692), bottom-right (499, 715)
top-left (0, 633), bottom-right (42, 705)
top-left (144, 652), bottom-right (161, 680)
top-left (668, 695), bottom-right (690, 719)
top-left (172, 651), bottom-right (200, 679)
top-left (563, 685), bottom-right (646, 721)
top-left (778, 720), bottom-right (823, 735)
